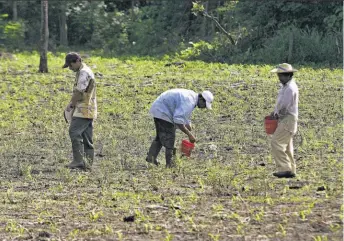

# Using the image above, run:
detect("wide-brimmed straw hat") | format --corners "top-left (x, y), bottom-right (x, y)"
top-left (270, 63), bottom-right (298, 73)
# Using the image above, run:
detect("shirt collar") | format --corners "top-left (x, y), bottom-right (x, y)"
top-left (282, 78), bottom-right (294, 87)
top-left (77, 63), bottom-right (84, 72)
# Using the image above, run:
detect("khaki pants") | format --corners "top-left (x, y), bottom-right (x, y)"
top-left (271, 115), bottom-right (297, 173)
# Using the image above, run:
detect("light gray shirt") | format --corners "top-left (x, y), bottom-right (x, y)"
top-left (274, 79), bottom-right (299, 118)
top-left (150, 89), bottom-right (198, 124)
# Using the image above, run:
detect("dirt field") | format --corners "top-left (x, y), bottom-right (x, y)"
top-left (0, 54), bottom-right (342, 240)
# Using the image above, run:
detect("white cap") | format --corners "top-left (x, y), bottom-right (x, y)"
top-left (201, 90), bottom-right (214, 109)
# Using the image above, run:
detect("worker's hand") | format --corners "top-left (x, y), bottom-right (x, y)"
top-left (188, 133), bottom-right (196, 143)
top-left (270, 112), bottom-right (278, 119)
top-left (66, 103), bottom-right (74, 112)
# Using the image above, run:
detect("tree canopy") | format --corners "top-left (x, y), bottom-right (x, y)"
top-left (0, 0), bottom-right (342, 65)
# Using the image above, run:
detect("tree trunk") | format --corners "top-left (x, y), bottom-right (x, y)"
top-left (202, 11), bottom-right (235, 45)
top-left (12, 0), bottom-right (18, 21)
top-left (202, 1), bottom-right (208, 37)
top-left (287, 29), bottom-right (293, 63)
top-left (39, 0), bottom-right (49, 73)
top-left (131, 0), bottom-right (135, 20)
top-left (59, 4), bottom-right (68, 46)
top-left (211, 1), bottom-right (220, 38)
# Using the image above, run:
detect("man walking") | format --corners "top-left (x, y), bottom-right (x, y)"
top-left (147, 89), bottom-right (214, 168)
top-left (270, 63), bottom-right (299, 178)
top-left (63, 52), bottom-right (97, 170)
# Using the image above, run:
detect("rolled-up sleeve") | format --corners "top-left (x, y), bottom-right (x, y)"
top-left (76, 70), bottom-right (90, 92)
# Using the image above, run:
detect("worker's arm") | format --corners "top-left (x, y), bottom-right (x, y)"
top-left (66, 70), bottom-right (90, 111)
top-left (185, 123), bottom-right (192, 131)
top-left (176, 124), bottom-right (196, 143)
top-left (273, 88), bottom-right (294, 118)
top-left (66, 90), bottom-right (83, 111)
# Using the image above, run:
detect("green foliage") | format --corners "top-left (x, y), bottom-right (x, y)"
top-left (4, 21), bottom-right (24, 39)
top-left (178, 1), bottom-right (343, 65)
top-left (244, 26), bottom-right (342, 65)
top-left (0, 1), bottom-right (342, 64)
top-left (179, 41), bottom-right (214, 61)
top-left (191, 1), bottom-right (205, 16)
top-left (127, 1), bottom-right (198, 56)
top-left (0, 14), bottom-right (25, 48)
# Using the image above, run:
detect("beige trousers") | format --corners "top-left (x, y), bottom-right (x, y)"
top-left (271, 115), bottom-right (297, 173)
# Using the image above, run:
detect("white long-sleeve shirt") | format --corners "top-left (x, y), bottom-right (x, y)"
top-left (150, 89), bottom-right (198, 124)
top-left (274, 79), bottom-right (299, 118)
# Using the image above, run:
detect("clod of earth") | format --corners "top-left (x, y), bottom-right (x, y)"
top-left (123, 215), bottom-right (135, 222)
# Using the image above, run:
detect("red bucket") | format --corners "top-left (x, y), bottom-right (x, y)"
top-left (181, 139), bottom-right (195, 157)
top-left (264, 116), bottom-right (278, 134)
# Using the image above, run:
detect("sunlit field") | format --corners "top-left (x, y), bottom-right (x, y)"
top-left (0, 53), bottom-right (342, 240)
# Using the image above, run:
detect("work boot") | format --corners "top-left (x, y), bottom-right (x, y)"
top-left (85, 148), bottom-right (94, 169)
top-left (146, 140), bottom-right (162, 166)
top-left (165, 148), bottom-right (176, 168)
top-left (66, 162), bottom-right (86, 170)
top-left (67, 140), bottom-right (86, 170)
top-left (273, 171), bottom-right (296, 178)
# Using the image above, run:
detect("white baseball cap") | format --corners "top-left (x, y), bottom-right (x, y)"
top-left (201, 90), bottom-right (214, 109)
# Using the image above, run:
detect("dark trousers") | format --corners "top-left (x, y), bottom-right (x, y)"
top-left (69, 117), bottom-right (94, 168)
top-left (147, 118), bottom-right (176, 167)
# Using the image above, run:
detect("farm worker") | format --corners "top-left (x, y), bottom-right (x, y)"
top-left (63, 52), bottom-right (97, 170)
top-left (146, 89), bottom-right (214, 168)
top-left (270, 63), bottom-right (299, 178)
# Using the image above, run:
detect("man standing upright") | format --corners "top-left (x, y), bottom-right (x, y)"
top-left (270, 63), bottom-right (299, 178)
top-left (147, 89), bottom-right (214, 168)
top-left (63, 52), bottom-right (97, 170)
